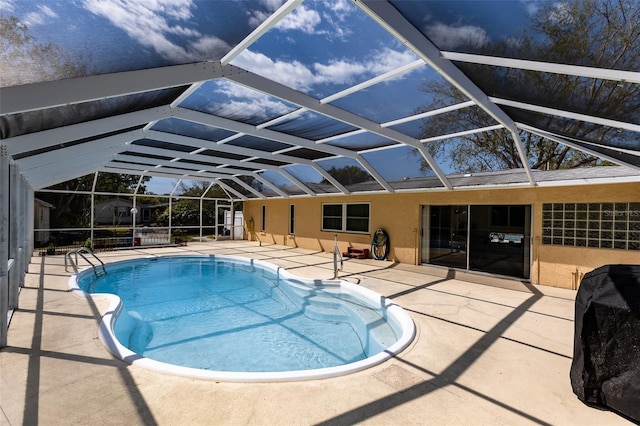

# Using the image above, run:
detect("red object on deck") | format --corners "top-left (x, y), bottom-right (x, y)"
top-left (342, 247), bottom-right (370, 259)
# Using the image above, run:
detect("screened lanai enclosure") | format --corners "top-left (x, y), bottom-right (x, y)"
top-left (1, 0), bottom-right (639, 345)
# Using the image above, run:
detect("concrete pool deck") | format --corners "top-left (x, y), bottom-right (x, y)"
top-left (0, 241), bottom-right (632, 425)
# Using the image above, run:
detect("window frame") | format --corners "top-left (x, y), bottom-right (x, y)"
top-left (321, 202), bottom-right (370, 234)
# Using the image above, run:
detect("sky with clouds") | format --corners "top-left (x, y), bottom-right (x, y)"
top-left (2, 0), bottom-right (547, 193)
top-left (3, 0), bottom-right (540, 103)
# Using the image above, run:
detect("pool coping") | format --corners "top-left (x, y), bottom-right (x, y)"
top-left (68, 253), bottom-right (416, 382)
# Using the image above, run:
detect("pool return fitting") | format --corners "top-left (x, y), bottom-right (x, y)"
top-left (333, 234), bottom-right (343, 279)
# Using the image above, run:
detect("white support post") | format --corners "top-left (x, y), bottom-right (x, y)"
top-left (230, 202), bottom-right (235, 240)
top-left (214, 200), bottom-right (219, 239)
top-left (9, 164), bottom-right (21, 309)
top-left (168, 197), bottom-right (172, 240)
top-left (199, 198), bottom-right (203, 240)
top-left (131, 197), bottom-right (138, 247)
top-left (1, 145), bottom-right (10, 347)
top-left (25, 186), bottom-right (34, 273)
top-left (19, 176), bottom-right (26, 279)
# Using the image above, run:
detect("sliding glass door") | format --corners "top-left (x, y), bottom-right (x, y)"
top-left (423, 205), bottom-right (468, 269)
top-left (468, 205), bottom-right (530, 278)
top-left (421, 205), bottom-right (531, 279)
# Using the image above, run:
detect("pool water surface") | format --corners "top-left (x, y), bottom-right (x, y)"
top-left (72, 255), bottom-right (415, 381)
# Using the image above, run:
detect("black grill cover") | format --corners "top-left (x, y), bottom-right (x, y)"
top-left (570, 264), bottom-right (640, 422)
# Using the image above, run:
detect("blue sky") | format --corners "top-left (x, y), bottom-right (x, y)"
top-left (2, 0), bottom-right (545, 194)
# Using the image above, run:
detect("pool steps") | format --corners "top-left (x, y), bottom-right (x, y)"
top-left (276, 278), bottom-right (396, 356)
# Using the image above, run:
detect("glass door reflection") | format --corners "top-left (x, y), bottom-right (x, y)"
top-left (427, 205), bottom-right (468, 269)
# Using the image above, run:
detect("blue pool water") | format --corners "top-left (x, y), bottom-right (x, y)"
top-left (76, 256), bottom-right (408, 376)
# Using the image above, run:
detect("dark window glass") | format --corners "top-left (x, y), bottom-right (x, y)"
top-left (510, 206), bottom-right (525, 227)
top-left (492, 206), bottom-right (509, 226)
top-left (323, 217), bottom-right (342, 230)
top-left (322, 204), bottom-right (343, 231)
top-left (289, 205), bottom-right (295, 235)
top-left (346, 204), bottom-right (370, 233)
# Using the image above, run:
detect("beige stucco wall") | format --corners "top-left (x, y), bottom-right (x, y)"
top-left (243, 181), bottom-right (639, 289)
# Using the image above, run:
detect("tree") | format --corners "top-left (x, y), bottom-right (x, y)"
top-left (154, 180), bottom-right (238, 232)
top-left (322, 165), bottom-right (372, 186)
top-left (38, 173), bottom-right (150, 228)
top-left (0, 14), bottom-right (87, 88)
top-left (417, 0), bottom-right (640, 173)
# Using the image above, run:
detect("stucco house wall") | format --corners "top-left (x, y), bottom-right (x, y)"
top-left (243, 181), bottom-right (639, 289)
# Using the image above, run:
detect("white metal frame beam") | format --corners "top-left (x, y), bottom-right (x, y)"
top-left (142, 129), bottom-right (348, 193)
top-left (223, 64), bottom-right (452, 189)
top-left (122, 143), bottom-right (320, 196)
top-left (441, 51), bottom-right (640, 85)
top-left (492, 97), bottom-right (640, 134)
top-left (3, 108), bottom-right (170, 156)
top-left (221, 0), bottom-right (303, 65)
top-left (0, 62), bottom-right (224, 115)
top-left (518, 123), bottom-right (640, 171)
top-left (355, 0), bottom-right (535, 187)
top-left (113, 154), bottom-right (252, 176)
top-left (250, 173), bottom-right (289, 198)
top-left (15, 130), bottom-right (143, 171)
top-left (28, 158), bottom-right (114, 189)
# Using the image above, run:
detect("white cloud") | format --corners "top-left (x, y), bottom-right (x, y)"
top-left (247, 0), bottom-right (285, 28)
top-left (273, 1), bottom-right (356, 38)
top-left (23, 5), bottom-right (59, 26)
top-left (313, 59), bottom-right (367, 85)
top-left (0, 0), bottom-right (14, 13)
top-left (314, 48), bottom-right (418, 85)
top-left (82, 0), bottom-right (229, 62)
top-left (327, 0), bottom-right (354, 21)
top-left (369, 48), bottom-right (419, 74)
top-left (520, 0), bottom-right (541, 16)
top-left (425, 23), bottom-right (489, 50)
top-left (276, 4), bottom-right (321, 34)
top-left (211, 80), bottom-right (293, 119)
top-left (233, 47), bottom-right (419, 93)
top-left (317, 0), bottom-right (357, 40)
top-left (232, 49), bottom-right (317, 92)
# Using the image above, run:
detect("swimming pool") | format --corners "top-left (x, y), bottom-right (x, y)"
top-left (70, 255), bottom-right (415, 382)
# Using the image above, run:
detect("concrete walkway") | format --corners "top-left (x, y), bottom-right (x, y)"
top-left (0, 241), bottom-right (631, 425)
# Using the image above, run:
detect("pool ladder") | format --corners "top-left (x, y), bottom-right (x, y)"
top-left (65, 247), bottom-right (107, 276)
top-left (333, 234), bottom-right (343, 279)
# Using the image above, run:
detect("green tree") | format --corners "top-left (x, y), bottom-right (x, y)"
top-left (38, 173), bottom-right (150, 228)
top-left (154, 181), bottom-right (239, 232)
top-left (417, 0), bottom-right (639, 173)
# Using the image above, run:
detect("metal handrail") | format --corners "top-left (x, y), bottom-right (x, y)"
top-left (333, 234), bottom-right (343, 279)
top-left (65, 247), bottom-right (106, 276)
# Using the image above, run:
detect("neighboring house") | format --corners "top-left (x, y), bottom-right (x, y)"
top-left (139, 202), bottom-right (170, 225)
top-left (94, 198), bottom-right (138, 225)
top-left (94, 198), bottom-right (168, 225)
top-left (34, 198), bottom-right (54, 243)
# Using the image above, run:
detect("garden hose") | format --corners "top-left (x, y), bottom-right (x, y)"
top-left (371, 228), bottom-right (390, 260)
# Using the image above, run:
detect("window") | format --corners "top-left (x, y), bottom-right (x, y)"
top-left (322, 204), bottom-right (342, 231)
top-left (114, 206), bottom-right (130, 217)
top-left (322, 203), bottom-right (369, 233)
top-left (261, 205), bottom-right (266, 232)
top-left (289, 204), bottom-right (295, 235)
